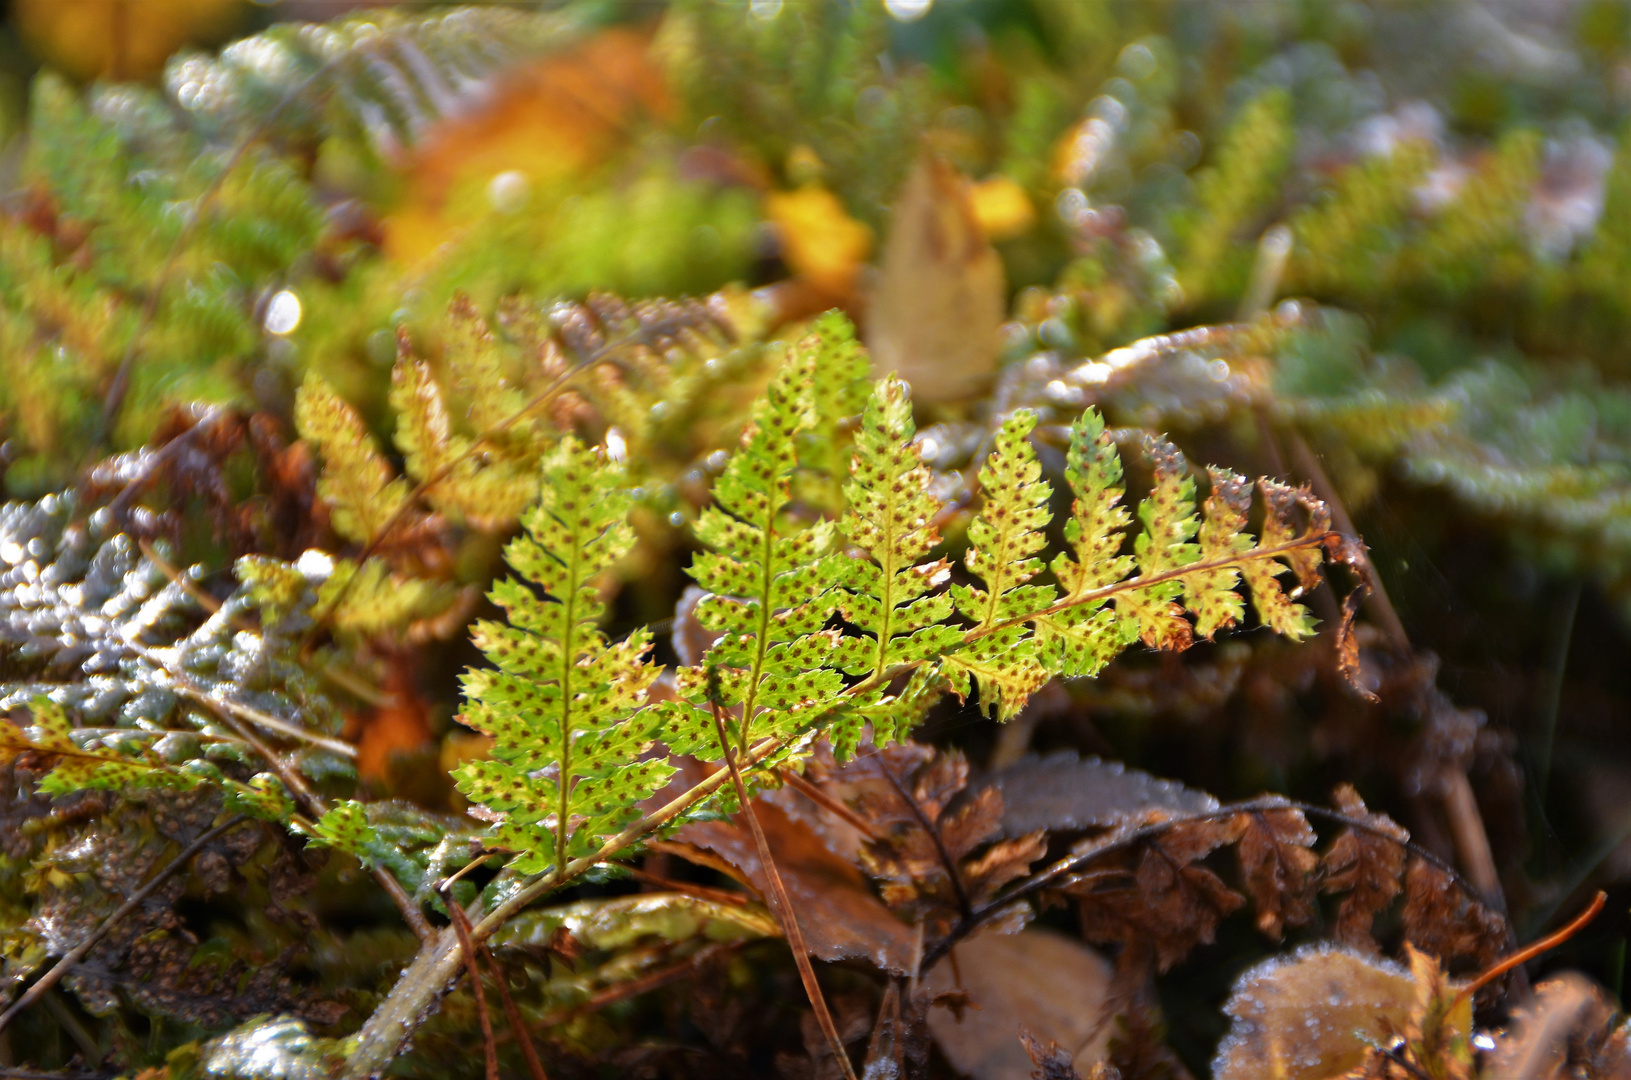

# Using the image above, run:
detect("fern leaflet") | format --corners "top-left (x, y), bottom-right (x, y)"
top-left (453, 439), bottom-right (670, 875)
top-left (833, 377), bottom-right (958, 752)
top-left (945, 412), bottom-right (1054, 720)
top-left (676, 347), bottom-right (845, 762)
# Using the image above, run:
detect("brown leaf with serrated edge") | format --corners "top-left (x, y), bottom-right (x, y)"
top-left (1320, 784), bottom-right (1407, 951)
top-left (814, 744), bottom-right (1008, 938)
top-left (1070, 818), bottom-right (1246, 971)
top-left (1400, 858), bottom-right (1505, 973)
top-left (673, 798), bottom-right (918, 974)
top-left (1232, 802), bottom-right (1318, 940)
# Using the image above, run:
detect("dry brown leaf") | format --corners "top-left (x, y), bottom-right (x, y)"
top-left (1232, 803), bottom-right (1319, 940)
top-left (1320, 784), bottom-right (1408, 950)
top-left (1071, 818), bottom-right (1246, 971)
top-left (865, 152), bottom-right (1006, 403)
top-left (989, 754), bottom-right (1218, 839)
top-left (926, 928), bottom-right (1114, 1080)
top-left (1213, 944), bottom-right (1418, 1080)
top-left (1400, 858), bottom-right (1506, 972)
top-left (673, 799), bottom-right (919, 975)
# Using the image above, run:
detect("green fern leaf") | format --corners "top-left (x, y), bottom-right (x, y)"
top-left (795, 311), bottom-right (873, 514)
top-left (1187, 468), bottom-right (1255, 639)
top-left (831, 376), bottom-right (958, 753)
top-left (1035, 408), bottom-right (1136, 677)
top-left (1242, 480), bottom-right (1323, 640)
top-left (454, 439), bottom-right (670, 875)
top-left (946, 411), bottom-right (1053, 720)
top-left (295, 374), bottom-right (410, 544)
top-left (389, 349), bottom-right (538, 527)
top-left (677, 347), bottom-right (846, 759)
top-left (1114, 437), bottom-right (1200, 650)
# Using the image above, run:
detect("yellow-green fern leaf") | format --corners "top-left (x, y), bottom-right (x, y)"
top-left (677, 344), bottom-right (847, 759)
top-left (1242, 479), bottom-right (1322, 640)
top-left (1113, 437), bottom-right (1199, 650)
top-left (946, 411), bottom-right (1053, 720)
top-left (295, 373), bottom-right (409, 544)
top-left (1036, 408), bottom-right (1135, 677)
top-left (454, 438), bottom-right (670, 876)
top-left (832, 375), bottom-right (959, 752)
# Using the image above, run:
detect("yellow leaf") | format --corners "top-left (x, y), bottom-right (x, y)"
top-left (764, 184), bottom-right (873, 295)
top-left (969, 176), bottom-right (1036, 241)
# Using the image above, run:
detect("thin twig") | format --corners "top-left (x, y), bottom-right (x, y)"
top-left (1454, 890), bottom-right (1606, 1008)
top-left (0, 816), bottom-right (245, 1039)
top-left (446, 894), bottom-right (499, 1080)
top-left (606, 864), bottom-right (753, 908)
top-left (710, 702), bottom-right (858, 1080)
top-left (778, 768), bottom-right (881, 840)
top-left (120, 635), bottom-right (357, 758)
top-left (480, 942), bottom-right (549, 1080)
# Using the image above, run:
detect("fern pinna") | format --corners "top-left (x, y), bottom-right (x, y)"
top-left (456, 315), bottom-right (1340, 877)
top-left (453, 439), bottom-right (671, 876)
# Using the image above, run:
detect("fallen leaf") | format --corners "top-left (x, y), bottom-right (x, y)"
top-left (765, 184), bottom-right (874, 296)
top-left (1213, 943), bottom-right (1418, 1080)
top-left (385, 25), bottom-right (671, 264)
top-left (989, 753), bottom-right (1218, 838)
top-left (866, 152), bottom-right (1006, 403)
top-left (673, 798), bottom-right (919, 975)
top-left (926, 928), bottom-right (1114, 1080)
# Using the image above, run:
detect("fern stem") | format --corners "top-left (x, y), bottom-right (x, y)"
top-left (997, 531), bottom-right (1339, 641)
top-left (345, 736), bottom-right (784, 1078)
top-left (709, 702), bottom-right (860, 1080)
top-left (0, 815), bottom-right (247, 1039)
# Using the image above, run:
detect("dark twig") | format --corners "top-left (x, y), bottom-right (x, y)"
top-left (480, 942), bottom-right (550, 1080)
top-left (710, 702), bottom-right (859, 1080)
top-left (0, 816), bottom-right (246, 1039)
top-left (446, 893), bottom-right (499, 1080)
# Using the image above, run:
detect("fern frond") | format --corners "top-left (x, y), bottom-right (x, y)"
top-left (1035, 409), bottom-right (1135, 677)
top-left (445, 295), bottom-right (535, 450)
top-left (832, 376), bottom-right (958, 753)
top-left (294, 374), bottom-right (409, 545)
top-left (677, 347), bottom-right (846, 758)
top-left (1242, 480), bottom-right (1323, 640)
top-left (454, 439), bottom-right (670, 875)
top-left (387, 343), bottom-right (537, 527)
top-left (1113, 436), bottom-right (1201, 650)
top-left (169, 7), bottom-right (579, 153)
top-left (794, 311), bottom-right (872, 514)
top-left (946, 412), bottom-right (1053, 720)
